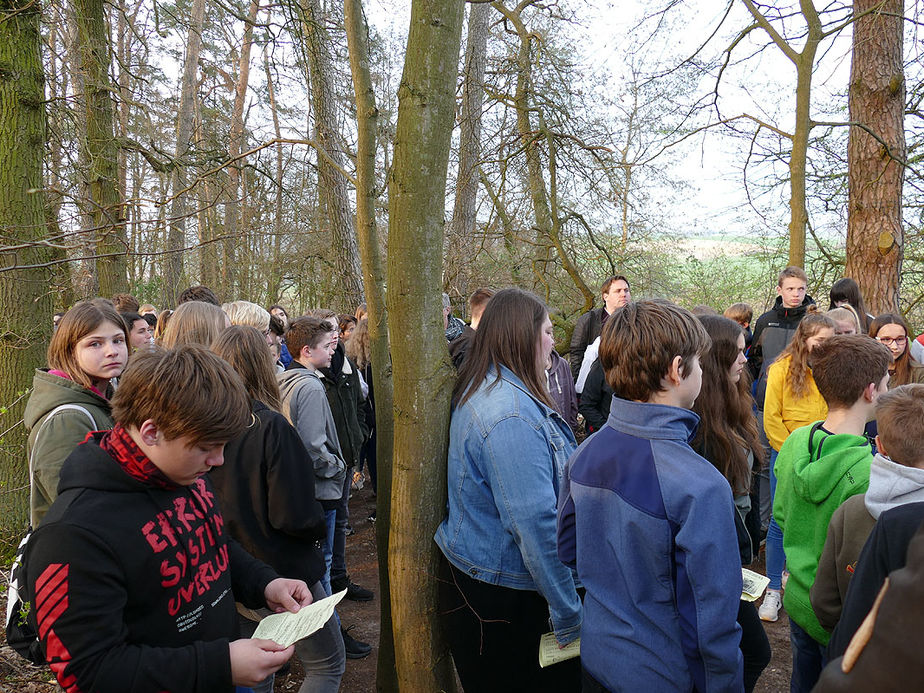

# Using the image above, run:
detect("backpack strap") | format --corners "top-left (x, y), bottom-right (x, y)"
top-left (28, 404), bottom-right (98, 487)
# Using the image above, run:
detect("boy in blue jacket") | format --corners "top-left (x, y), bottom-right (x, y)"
top-left (558, 299), bottom-right (744, 692)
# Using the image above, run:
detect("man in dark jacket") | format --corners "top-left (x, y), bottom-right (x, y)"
top-left (569, 276), bottom-right (631, 380)
top-left (449, 287), bottom-right (494, 369)
top-left (23, 347), bottom-right (311, 692)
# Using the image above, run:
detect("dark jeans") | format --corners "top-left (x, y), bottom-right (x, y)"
top-left (789, 619), bottom-right (826, 693)
top-left (438, 555), bottom-right (580, 692)
top-left (359, 429), bottom-right (377, 490)
top-left (739, 600), bottom-right (771, 692)
top-left (331, 471), bottom-right (351, 584)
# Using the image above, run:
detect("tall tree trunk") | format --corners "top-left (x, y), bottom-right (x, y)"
top-left (299, 0), bottom-right (364, 310)
top-left (0, 0), bottom-right (54, 536)
top-left (223, 0), bottom-right (258, 299)
top-left (789, 41), bottom-right (818, 268)
top-left (448, 2), bottom-right (489, 242)
top-left (386, 0), bottom-right (464, 689)
top-left (73, 0), bottom-right (127, 295)
top-left (263, 52), bottom-right (285, 304)
top-left (163, 0), bottom-right (206, 307)
top-left (845, 0), bottom-right (904, 314)
top-left (344, 1), bottom-right (396, 689)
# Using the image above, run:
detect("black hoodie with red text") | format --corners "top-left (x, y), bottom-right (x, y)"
top-left (23, 432), bottom-right (278, 693)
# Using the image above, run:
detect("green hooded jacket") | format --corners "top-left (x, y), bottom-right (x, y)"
top-left (25, 369), bottom-right (113, 527)
top-left (773, 422), bottom-right (872, 645)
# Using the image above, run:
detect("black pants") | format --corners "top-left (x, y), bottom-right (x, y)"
top-left (438, 555), bottom-right (581, 692)
top-left (739, 600), bottom-right (771, 692)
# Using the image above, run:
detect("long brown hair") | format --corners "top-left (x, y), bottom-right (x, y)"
top-left (47, 299), bottom-right (130, 391)
top-left (160, 301), bottom-right (227, 348)
top-left (211, 325), bottom-right (282, 412)
top-left (775, 310), bottom-right (835, 399)
top-left (870, 313), bottom-right (914, 385)
top-left (692, 316), bottom-right (763, 494)
top-left (453, 288), bottom-right (554, 409)
top-left (345, 318), bottom-right (371, 370)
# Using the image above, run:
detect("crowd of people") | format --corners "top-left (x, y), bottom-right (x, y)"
top-left (15, 271), bottom-right (924, 692)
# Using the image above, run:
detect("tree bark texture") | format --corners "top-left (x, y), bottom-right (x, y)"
top-left (263, 51), bottom-right (285, 305)
top-left (0, 0), bottom-right (55, 537)
top-left (299, 0), bottom-right (364, 311)
top-left (163, 0), bottom-right (206, 307)
top-left (386, 0), bottom-right (464, 689)
top-left (344, 0), bottom-right (397, 689)
top-left (222, 0), bottom-right (259, 298)
top-left (448, 2), bottom-right (489, 245)
top-left (72, 0), bottom-right (127, 295)
top-left (845, 0), bottom-right (904, 314)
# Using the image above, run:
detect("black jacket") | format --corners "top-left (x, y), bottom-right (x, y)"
top-left (24, 433), bottom-right (278, 693)
top-left (569, 307), bottom-right (607, 380)
top-left (747, 294), bottom-right (814, 407)
top-left (827, 501), bottom-right (924, 659)
top-left (210, 400), bottom-right (327, 586)
top-left (319, 343), bottom-right (368, 467)
top-left (579, 358), bottom-right (613, 433)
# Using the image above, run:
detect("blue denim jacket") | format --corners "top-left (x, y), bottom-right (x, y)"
top-left (435, 365), bottom-right (582, 643)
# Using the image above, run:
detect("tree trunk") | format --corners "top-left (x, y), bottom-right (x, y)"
top-left (222, 0), bottom-right (258, 299)
top-left (263, 51), bottom-right (285, 305)
top-left (449, 2), bottom-right (490, 242)
top-left (845, 0), bottom-right (904, 314)
top-left (299, 0), bottom-right (364, 311)
top-left (789, 41), bottom-right (818, 268)
top-left (386, 0), bottom-right (464, 688)
top-left (0, 0), bottom-right (55, 537)
top-left (73, 0), bottom-right (127, 295)
top-left (344, 1), bottom-right (396, 689)
top-left (162, 0), bottom-right (206, 307)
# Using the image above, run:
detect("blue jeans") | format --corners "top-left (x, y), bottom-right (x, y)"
top-left (321, 508), bottom-right (337, 596)
top-left (241, 581), bottom-right (345, 693)
top-left (331, 471), bottom-right (351, 586)
top-left (766, 449), bottom-right (786, 590)
top-left (789, 619), bottom-right (826, 693)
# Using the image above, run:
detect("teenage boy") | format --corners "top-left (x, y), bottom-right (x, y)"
top-left (723, 302), bottom-right (754, 349)
top-left (558, 299), bottom-right (743, 692)
top-left (277, 317), bottom-right (370, 659)
top-left (811, 384), bottom-right (924, 637)
top-left (772, 335), bottom-right (891, 692)
top-left (23, 346), bottom-right (311, 692)
top-left (569, 275), bottom-right (631, 380)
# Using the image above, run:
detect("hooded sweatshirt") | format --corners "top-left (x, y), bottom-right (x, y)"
top-left (545, 349), bottom-right (578, 433)
top-left (23, 432), bottom-right (278, 693)
top-left (277, 363), bottom-right (347, 503)
top-left (810, 453), bottom-right (924, 633)
top-left (25, 369), bottom-right (114, 526)
top-left (773, 423), bottom-right (872, 644)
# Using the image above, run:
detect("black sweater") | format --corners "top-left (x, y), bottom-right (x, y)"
top-left (210, 400), bottom-right (327, 586)
top-left (24, 434), bottom-right (278, 692)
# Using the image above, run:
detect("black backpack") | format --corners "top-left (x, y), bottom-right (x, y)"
top-left (5, 529), bottom-right (44, 664)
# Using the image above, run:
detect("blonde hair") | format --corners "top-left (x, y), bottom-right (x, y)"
top-left (826, 305), bottom-right (861, 335)
top-left (223, 300), bottom-right (270, 332)
top-left (160, 301), bottom-right (227, 349)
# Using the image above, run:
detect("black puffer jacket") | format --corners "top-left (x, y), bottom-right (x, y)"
top-left (747, 294), bottom-right (814, 407)
top-left (319, 343), bottom-right (369, 467)
top-left (210, 400), bottom-right (327, 586)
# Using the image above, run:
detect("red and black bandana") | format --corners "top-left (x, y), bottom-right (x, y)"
top-left (100, 423), bottom-right (177, 491)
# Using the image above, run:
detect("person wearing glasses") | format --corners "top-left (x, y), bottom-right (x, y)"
top-left (869, 314), bottom-right (924, 387)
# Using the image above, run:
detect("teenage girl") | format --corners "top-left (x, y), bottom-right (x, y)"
top-left (26, 300), bottom-right (129, 526)
top-left (159, 300), bottom-right (228, 348)
top-left (869, 314), bottom-right (924, 387)
top-left (829, 278), bottom-right (872, 332)
top-left (693, 315), bottom-right (771, 692)
top-left (760, 310), bottom-right (836, 621)
top-left (211, 325), bottom-right (344, 693)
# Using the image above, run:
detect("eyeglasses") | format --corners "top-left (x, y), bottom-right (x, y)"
top-left (876, 336), bottom-right (907, 347)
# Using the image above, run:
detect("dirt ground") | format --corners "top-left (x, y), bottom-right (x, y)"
top-left (1, 481), bottom-right (795, 692)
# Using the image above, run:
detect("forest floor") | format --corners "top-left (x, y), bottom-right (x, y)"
top-left (0, 479), bottom-right (794, 692)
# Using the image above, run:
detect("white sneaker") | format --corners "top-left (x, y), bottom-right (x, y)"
top-left (759, 589), bottom-right (782, 622)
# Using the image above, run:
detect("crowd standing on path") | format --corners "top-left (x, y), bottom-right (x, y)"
top-left (12, 271), bottom-right (924, 692)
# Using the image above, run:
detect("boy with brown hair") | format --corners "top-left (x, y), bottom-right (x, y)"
top-left (724, 302), bottom-right (754, 348)
top-left (772, 335), bottom-right (892, 692)
top-left (811, 384), bottom-right (924, 635)
top-left (22, 346), bottom-right (312, 692)
top-left (558, 299), bottom-right (744, 692)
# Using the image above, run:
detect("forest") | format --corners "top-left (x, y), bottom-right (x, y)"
top-left (0, 0), bottom-right (921, 688)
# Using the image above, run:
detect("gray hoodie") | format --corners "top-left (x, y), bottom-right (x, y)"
top-left (277, 366), bottom-right (346, 501)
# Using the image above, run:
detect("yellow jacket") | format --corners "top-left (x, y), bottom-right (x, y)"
top-left (763, 355), bottom-right (828, 451)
